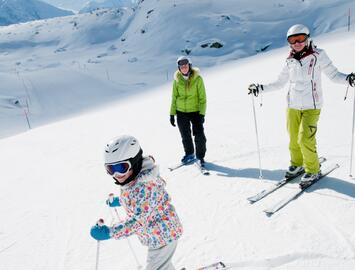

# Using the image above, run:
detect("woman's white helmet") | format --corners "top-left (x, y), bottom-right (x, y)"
top-left (176, 55), bottom-right (192, 67)
top-left (104, 135), bottom-right (141, 164)
top-left (286, 24), bottom-right (310, 38)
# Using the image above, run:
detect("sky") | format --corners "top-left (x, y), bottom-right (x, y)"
top-left (42, 0), bottom-right (89, 11)
top-left (43, 0), bottom-right (136, 11)
top-left (39, 0), bottom-right (88, 11)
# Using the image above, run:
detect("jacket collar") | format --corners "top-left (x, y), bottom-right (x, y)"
top-left (121, 156), bottom-right (157, 189)
top-left (174, 67), bottom-right (200, 82)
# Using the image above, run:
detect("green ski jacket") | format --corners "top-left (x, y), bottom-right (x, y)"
top-left (170, 67), bottom-right (207, 115)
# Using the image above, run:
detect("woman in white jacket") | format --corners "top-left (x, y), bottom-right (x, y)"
top-left (248, 24), bottom-right (355, 184)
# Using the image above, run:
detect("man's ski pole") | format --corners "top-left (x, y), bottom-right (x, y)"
top-left (250, 94), bottom-right (263, 179)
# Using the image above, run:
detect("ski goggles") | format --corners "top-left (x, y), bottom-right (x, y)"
top-left (105, 161), bottom-right (131, 176)
top-left (287, 34), bottom-right (308, 45)
top-left (177, 58), bottom-right (189, 66)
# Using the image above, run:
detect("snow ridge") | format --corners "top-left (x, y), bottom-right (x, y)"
top-left (0, 0), bottom-right (73, 26)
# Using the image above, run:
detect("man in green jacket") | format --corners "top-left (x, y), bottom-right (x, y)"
top-left (170, 56), bottom-right (207, 166)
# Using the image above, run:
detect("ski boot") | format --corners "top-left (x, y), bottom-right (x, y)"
top-left (285, 165), bottom-right (304, 178)
top-left (197, 158), bottom-right (205, 167)
top-left (181, 154), bottom-right (195, 165)
top-left (299, 171), bottom-right (321, 189)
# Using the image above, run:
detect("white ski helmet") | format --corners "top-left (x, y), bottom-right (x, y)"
top-left (286, 24), bottom-right (310, 39)
top-left (176, 55), bottom-right (191, 67)
top-left (104, 135), bottom-right (141, 164)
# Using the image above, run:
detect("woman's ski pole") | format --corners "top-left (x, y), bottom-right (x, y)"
top-left (250, 94), bottom-right (263, 179)
top-left (344, 84), bottom-right (355, 177)
top-left (349, 86), bottom-right (355, 177)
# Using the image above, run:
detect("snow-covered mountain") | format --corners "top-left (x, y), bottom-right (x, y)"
top-left (0, 0), bottom-right (354, 139)
top-left (0, 0), bottom-right (355, 140)
top-left (79, 0), bottom-right (136, 14)
top-left (0, 0), bottom-right (73, 26)
top-left (1, 0), bottom-right (354, 60)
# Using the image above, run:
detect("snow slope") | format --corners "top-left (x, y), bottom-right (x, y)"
top-left (0, 28), bottom-right (355, 270)
top-left (1, 0), bottom-right (355, 140)
top-left (0, 0), bottom-right (355, 269)
top-left (0, 0), bottom-right (73, 26)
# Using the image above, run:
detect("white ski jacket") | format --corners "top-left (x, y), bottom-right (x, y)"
top-left (263, 46), bottom-right (348, 110)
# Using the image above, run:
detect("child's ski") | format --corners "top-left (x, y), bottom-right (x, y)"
top-left (197, 262), bottom-right (226, 269)
top-left (181, 261), bottom-right (227, 270)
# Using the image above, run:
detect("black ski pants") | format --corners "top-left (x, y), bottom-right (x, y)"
top-left (176, 111), bottom-right (206, 160)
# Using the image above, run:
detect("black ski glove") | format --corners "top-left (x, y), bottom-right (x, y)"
top-left (170, 115), bottom-right (176, 127)
top-left (346, 73), bottom-right (355, 87)
top-left (200, 114), bottom-right (205, 124)
top-left (248, 83), bottom-right (263, 97)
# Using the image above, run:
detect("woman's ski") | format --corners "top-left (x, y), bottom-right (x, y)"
top-left (264, 163), bottom-right (340, 216)
top-left (247, 157), bottom-right (326, 203)
top-left (169, 159), bottom-right (210, 175)
top-left (195, 161), bottom-right (210, 175)
top-left (168, 158), bottom-right (196, 171)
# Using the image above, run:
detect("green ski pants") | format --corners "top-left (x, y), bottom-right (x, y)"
top-left (287, 108), bottom-right (321, 174)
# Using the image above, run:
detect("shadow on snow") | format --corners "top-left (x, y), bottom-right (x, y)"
top-left (205, 162), bottom-right (355, 199)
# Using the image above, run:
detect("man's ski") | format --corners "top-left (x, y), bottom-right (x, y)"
top-left (181, 261), bottom-right (226, 270)
top-left (168, 159), bottom-right (196, 171)
top-left (264, 163), bottom-right (340, 216)
top-left (247, 156), bottom-right (326, 203)
top-left (195, 161), bottom-right (210, 175)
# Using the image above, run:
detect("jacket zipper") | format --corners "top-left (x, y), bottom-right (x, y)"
top-left (310, 55), bottom-right (317, 109)
top-left (184, 79), bottom-right (188, 112)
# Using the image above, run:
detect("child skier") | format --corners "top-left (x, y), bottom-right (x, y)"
top-left (248, 24), bottom-right (355, 185)
top-left (90, 135), bottom-right (183, 270)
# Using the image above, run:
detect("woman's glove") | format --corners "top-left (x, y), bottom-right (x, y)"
top-left (248, 83), bottom-right (263, 96)
top-left (199, 114), bottom-right (205, 124)
top-left (170, 115), bottom-right (176, 127)
top-left (346, 73), bottom-right (355, 87)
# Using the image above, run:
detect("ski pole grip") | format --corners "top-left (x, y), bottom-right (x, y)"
top-left (97, 218), bottom-right (105, 226)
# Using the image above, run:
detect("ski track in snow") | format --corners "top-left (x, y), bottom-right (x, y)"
top-left (0, 241), bottom-right (17, 255)
top-left (307, 199), bottom-right (355, 258)
top-left (227, 252), bottom-right (350, 269)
